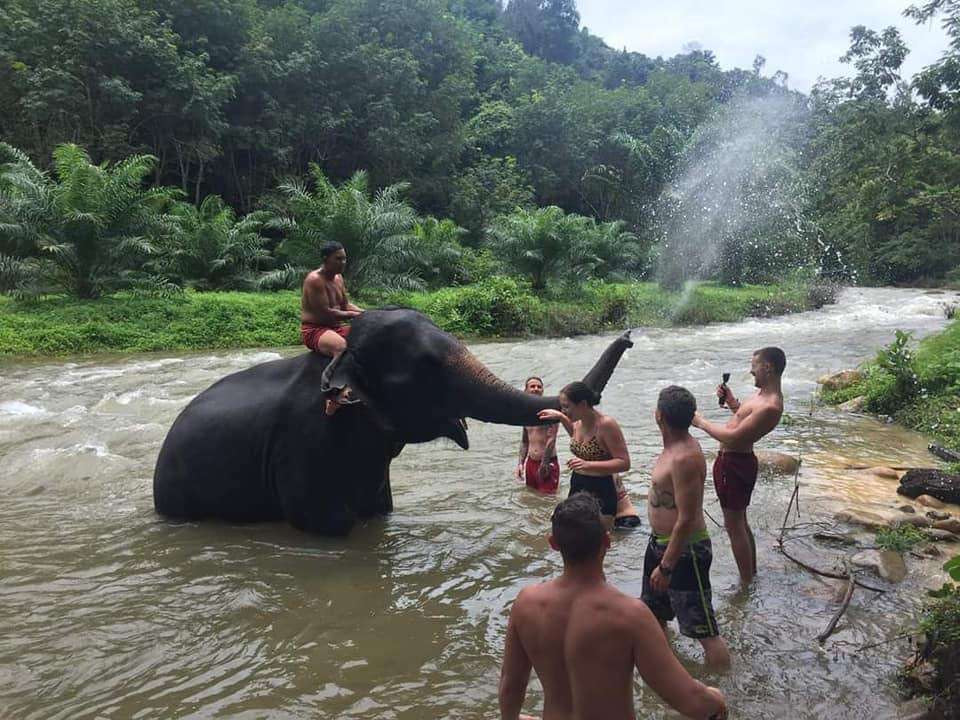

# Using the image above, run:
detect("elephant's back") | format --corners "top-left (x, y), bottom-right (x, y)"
top-left (153, 352), bottom-right (329, 520)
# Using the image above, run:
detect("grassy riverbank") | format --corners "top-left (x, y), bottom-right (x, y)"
top-left (822, 316), bottom-right (960, 717)
top-left (0, 277), bottom-right (835, 357)
top-left (822, 316), bottom-right (960, 455)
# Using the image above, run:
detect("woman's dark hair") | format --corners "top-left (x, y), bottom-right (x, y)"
top-left (560, 381), bottom-right (600, 407)
top-left (321, 241), bottom-right (344, 260)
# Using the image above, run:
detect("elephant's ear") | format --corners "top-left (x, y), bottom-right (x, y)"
top-left (320, 350), bottom-right (371, 407)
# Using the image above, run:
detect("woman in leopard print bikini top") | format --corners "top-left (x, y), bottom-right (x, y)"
top-left (537, 381), bottom-right (630, 524)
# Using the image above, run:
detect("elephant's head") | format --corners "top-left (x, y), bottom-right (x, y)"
top-left (320, 308), bottom-right (632, 448)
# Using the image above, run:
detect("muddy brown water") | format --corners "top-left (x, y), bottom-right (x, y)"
top-left (1, 287), bottom-right (959, 719)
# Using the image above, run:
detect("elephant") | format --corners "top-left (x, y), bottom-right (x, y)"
top-left (153, 308), bottom-right (633, 536)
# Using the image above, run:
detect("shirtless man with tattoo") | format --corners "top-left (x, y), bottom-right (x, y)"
top-left (643, 386), bottom-right (730, 669)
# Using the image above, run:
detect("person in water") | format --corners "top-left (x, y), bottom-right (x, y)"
top-left (691, 347), bottom-right (785, 585)
top-left (538, 381), bottom-right (630, 529)
top-left (613, 474), bottom-right (642, 530)
top-left (516, 377), bottom-right (561, 493)
top-left (300, 241), bottom-right (363, 358)
top-left (499, 493), bottom-right (728, 720)
top-left (644, 386), bottom-right (730, 669)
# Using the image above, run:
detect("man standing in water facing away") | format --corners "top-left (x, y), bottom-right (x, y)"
top-left (517, 377), bottom-right (561, 493)
top-left (300, 241), bottom-right (363, 358)
top-left (691, 347), bottom-right (785, 585)
top-left (499, 493), bottom-right (728, 720)
top-left (644, 386), bottom-right (730, 669)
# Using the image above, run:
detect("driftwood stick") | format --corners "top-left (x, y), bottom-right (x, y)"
top-left (857, 631), bottom-right (918, 652)
top-left (779, 479), bottom-right (801, 542)
top-left (817, 572), bottom-right (856, 643)
top-left (776, 538), bottom-right (886, 593)
top-left (704, 507), bottom-right (724, 530)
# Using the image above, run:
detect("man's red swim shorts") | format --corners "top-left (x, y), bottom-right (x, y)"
top-left (713, 450), bottom-right (758, 511)
top-left (523, 456), bottom-right (560, 494)
top-left (301, 321), bottom-right (350, 352)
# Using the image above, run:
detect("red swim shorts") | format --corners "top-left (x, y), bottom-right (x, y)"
top-left (713, 450), bottom-right (758, 511)
top-left (523, 456), bottom-right (560, 494)
top-left (301, 321), bottom-right (350, 352)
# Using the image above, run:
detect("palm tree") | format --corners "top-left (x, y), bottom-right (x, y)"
top-left (484, 206), bottom-right (594, 292)
top-left (274, 166), bottom-right (423, 291)
top-left (581, 219), bottom-right (647, 281)
top-left (0, 143), bottom-right (179, 298)
top-left (164, 195), bottom-right (273, 290)
top-left (412, 217), bottom-right (474, 287)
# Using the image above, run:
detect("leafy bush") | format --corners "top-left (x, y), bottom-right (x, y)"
top-left (0, 142), bottom-right (180, 298)
top-left (875, 524), bottom-right (927, 552)
top-left (161, 196), bottom-right (274, 291)
top-left (274, 167), bottom-right (423, 291)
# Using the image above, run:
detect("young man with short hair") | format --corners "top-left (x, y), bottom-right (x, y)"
top-left (300, 241), bottom-right (363, 358)
top-left (516, 376), bottom-right (561, 493)
top-left (644, 386), bottom-right (730, 669)
top-left (499, 493), bottom-right (727, 720)
top-left (691, 347), bottom-right (785, 585)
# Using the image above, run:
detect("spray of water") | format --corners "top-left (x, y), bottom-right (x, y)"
top-left (655, 93), bottom-right (824, 310)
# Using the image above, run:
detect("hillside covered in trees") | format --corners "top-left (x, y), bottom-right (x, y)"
top-left (1, 0), bottom-right (959, 301)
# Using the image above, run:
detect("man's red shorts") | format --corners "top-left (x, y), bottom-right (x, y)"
top-left (301, 321), bottom-right (350, 352)
top-left (523, 456), bottom-right (560, 494)
top-left (713, 450), bottom-right (758, 511)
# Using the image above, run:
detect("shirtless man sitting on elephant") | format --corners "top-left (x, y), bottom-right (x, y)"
top-left (301, 241), bottom-right (363, 358)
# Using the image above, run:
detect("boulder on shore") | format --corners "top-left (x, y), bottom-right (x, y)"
top-left (925, 528), bottom-right (960, 543)
top-left (818, 369), bottom-right (863, 391)
top-left (932, 518), bottom-right (960, 535)
top-left (897, 469), bottom-right (960, 505)
top-left (917, 494), bottom-right (947, 509)
top-left (756, 451), bottom-right (801, 475)
top-left (838, 396), bottom-right (867, 412)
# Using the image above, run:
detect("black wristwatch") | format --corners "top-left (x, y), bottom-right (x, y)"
top-left (658, 562), bottom-right (673, 577)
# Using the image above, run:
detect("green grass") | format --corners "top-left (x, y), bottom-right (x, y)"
top-left (875, 524), bottom-right (927, 552)
top-left (0, 277), bottom-right (836, 357)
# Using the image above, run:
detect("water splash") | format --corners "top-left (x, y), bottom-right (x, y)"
top-left (655, 93), bottom-right (823, 292)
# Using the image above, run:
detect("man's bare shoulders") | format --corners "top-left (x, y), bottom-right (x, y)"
top-left (515, 579), bottom-right (645, 621)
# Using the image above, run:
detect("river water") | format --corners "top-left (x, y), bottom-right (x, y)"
top-left (1, 287), bottom-right (958, 720)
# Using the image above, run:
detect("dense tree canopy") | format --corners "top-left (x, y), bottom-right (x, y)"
top-left (1, 0), bottom-right (958, 295)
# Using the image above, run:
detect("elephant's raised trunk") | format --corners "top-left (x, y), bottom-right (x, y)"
top-left (447, 331), bottom-right (633, 426)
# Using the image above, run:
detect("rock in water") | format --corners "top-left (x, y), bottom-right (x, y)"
top-left (756, 451), bottom-right (800, 475)
top-left (897, 469), bottom-right (960, 505)
top-left (818, 369), bottom-right (863, 391)
top-left (917, 494), bottom-right (947, 509)
top-left (932, 518), bottom-right (960, 535)
top-left (898, 505), bottom-right (916, 514)
top-left (925, 529), bottom-right (960, 543)
top-left (863, 466), bottom-right (901, 480)
top-left (851, 549), bottom-right (907, 582)
top-left (878, 550), bottom-right (907, 582)
top-left (926, 510), bottom-right (951, 521)
top-left (897, 514), bottom-right (932, 529)
top-left (835, 509), bottom-right (889, 531)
